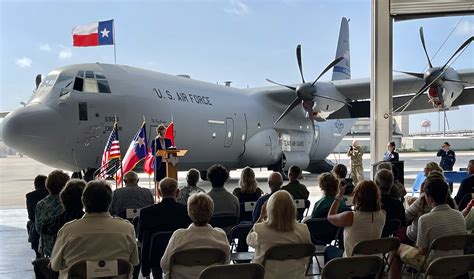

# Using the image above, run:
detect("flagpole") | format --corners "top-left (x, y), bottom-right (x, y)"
top-left (113, 19), bottom-right (117, 64)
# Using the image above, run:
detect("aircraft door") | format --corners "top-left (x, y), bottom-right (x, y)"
top-left (224, 118), bottom-right (234, 147)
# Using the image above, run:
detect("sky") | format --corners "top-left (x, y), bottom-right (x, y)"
top-left (0, 0), bottom-right (473, 133)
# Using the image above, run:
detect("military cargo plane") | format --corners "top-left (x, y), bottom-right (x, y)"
top-left (2, 18), bottom-right (474, 178)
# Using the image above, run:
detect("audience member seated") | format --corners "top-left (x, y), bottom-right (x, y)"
top-left (332, 164), bottom-right (354, 195)
top-left (50, 180), bottom-right (139, 278)
top-left (377, 162), bottom-right (406, 200)
top-left (207, 164), bottom-right (240, 216)
top-left (42, 179), bottom-right (86, 242)
top-left (110, 171), bottom-right (154, 216)
top-left (138, 178), bottom-right (192, 277)
top-left (404, 171), bottom-right (457, 244)
top-left (454, 160), bottom-right (474, 209)
top-left (375, 169), bottom-right (406, 226)
top-left (160, 193), bottom-right (230, 279)
top-left (282, 165), bottom-right (309, 200)
top-left (233, 167), bottom-right (264, 203)
top-left (326, 180), bottom-right (386, 260)
top-left (389, 177), bottom-right (466, 279)
top-left (35, 170), bottom-right (70, 257)
top-left (311, 172), bottom-right (347, 218)
top-left (247, 190), bottom-right (311, 279)
top-left (282, 166), bottom-right (309, 220)
top-left (462, 199), bottom-right (474, 233)
top-left (177, 169), bottom-right (205, 205)
top-left (26, 174), bottom-right (48, 259)
top-left (252, 172), bottom-right (283, 223)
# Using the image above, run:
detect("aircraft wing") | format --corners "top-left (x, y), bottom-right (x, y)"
top-left (332, 69), bottom-right (474, 100)
top-left (327, 86), bottom-right (474, 119)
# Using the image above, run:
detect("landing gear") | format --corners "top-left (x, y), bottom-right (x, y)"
top-left (268, 159), bottom-right (288, 181)
top-left (200, 170), bottom-right (208, 181)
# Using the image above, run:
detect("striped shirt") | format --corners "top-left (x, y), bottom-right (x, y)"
top-left (417, 204), bottom-right (466, 259)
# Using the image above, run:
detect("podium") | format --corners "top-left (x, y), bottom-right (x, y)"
top-left (155, 149), bottom-right (188, 180)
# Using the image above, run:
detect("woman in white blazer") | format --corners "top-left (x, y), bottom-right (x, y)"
top-left (247, 190), bottom-right (312, 279)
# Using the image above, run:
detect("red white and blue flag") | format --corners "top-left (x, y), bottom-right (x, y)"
top-left (120, 122), bottom-right (149, 182)
top-left (99, 123), bottom-right (121, 179)
top-left (72, 20), bottom-right (114, 47)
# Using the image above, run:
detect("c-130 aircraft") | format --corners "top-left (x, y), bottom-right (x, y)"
top-left (2, 18), bottom-right (474, 179)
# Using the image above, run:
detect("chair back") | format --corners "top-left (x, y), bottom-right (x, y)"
top-left (239, 202), bottom-right (257, 222)
top-left (423, 255), bottom-right (474, 279)
top-left (263, 243), bottom-right (315, 265)
top-left (229, 223), bottom-right (253, 251)
top-left (429, 234), bottom-right (474, 252)
top-left (209, 214), bottom-right (239, 231)
top-left (352, 237), bottom-right (400, 256)
top-left (322, 256), bottom-right (384, 279)
top-left (141, 231), bottom-right (173, 276)
top-left (199, 263), bottom-right (265, 279)
top-left (382, 219), bottom-right (401, 237)
top-left (304, 218), bottom-right (340, 246)
top-left (68, 259), bottom-right (132, 279)
top-left (170, 248), bottom-right (227, 278)
top-left (295, 200), bottom-right (311, 221)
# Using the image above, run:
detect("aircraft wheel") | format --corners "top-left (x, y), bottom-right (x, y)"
top-left (200, 170), bottom-right (208, 181)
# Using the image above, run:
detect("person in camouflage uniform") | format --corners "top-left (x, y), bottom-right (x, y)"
top-left (347, 140), bottom-right (364, 185)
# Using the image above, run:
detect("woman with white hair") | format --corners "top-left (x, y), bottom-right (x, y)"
top-left (247, 190), bottom-right (311, 279)
top-left (160, 193), bottom-right (230, 279)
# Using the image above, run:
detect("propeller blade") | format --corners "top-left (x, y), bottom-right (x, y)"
top-left (266, 79), bottom-right (297, 91)
top-left (394, 70), bottom-right (425, 79)
top-left (442, 36), bottom-right (474, 69)
top-left (312, 93), bottom-right (352, 107)
top-left (311, 57), bottom-right (344, 87)
top-left (274, 97), bottom-right (302, 125)
top-left (419, 27), bottom-right (433, 68)
top-left (394, 82), bottom-right (432, 114)
top-left (443, 78), bottom-right (474, 85)
top-left (296, 45), bottom-right (305, 83)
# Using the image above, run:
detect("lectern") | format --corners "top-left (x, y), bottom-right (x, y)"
top-left (155, 149), bottom-right (188, 180)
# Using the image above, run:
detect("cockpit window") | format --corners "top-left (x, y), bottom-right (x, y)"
top-left (73, 70), bottom-right (111, 94)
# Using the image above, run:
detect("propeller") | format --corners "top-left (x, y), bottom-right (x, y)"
top-left (267, 45), bottom-right (348, 126)
top-left (394, 28), bottom-right (474, 114)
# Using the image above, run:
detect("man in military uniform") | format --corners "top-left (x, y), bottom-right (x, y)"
top-left (437, 142), bottom-right (456, 192)
top-left (347, 140), bottom-right (364, 185)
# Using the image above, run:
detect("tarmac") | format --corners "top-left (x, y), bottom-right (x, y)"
top-left (0, 151), bottom-right (472, 278)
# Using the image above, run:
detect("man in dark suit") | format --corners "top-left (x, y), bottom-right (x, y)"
top-left (454, 159), bottom-right (474, 210)
top-left (26, 175), bottom-right (48, 259)
top-left (137, 178), bottom-right (191, 278)
top-left (281, 166), bottom-right (309, 220)
top-left (150, 125), bottom-right (173, 182)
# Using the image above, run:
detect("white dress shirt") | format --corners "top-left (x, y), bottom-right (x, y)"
top-left (160, 223), bottom-right (230, 279)
top-left (246, 222), bottom-right (312, 279)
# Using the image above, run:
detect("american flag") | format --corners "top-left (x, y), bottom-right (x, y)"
top-left (99, 123), bottom-right (121, 178)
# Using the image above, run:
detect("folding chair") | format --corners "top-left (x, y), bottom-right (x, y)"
top-left (351, 237), bottom-right (400, 272)
top-left (239, 202), bottom-right (257, 222)
top-left (423, 254), bottom-right (474, 279)
top-left (68, 259), bottom-right (132, 279)
top-left (294, 199), bottom-right (310, 222)
top-left (304, 218), bottom-right (341, 276)
top-left (169, 248), bottom-right (227, 278)
top-left (229, 223), bottom-right (254, 262)
top-left (199, 263), bottom-right (265, 279)
top-left (140, 231), bottom-right (173, 278)
top-left (322, 255), bottom-right (384, 279)
top-left (209, 214), bottom-right (239, 235)
top-left (382, 219), bottom-right (401, 237)
top-left (402, 234), bottom-right (474, 279)
top-left (263, 243), bottom-right (315, 278)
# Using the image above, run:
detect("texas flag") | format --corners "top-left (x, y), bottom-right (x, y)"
top-left (72, 20), bottom-right (114, 47)
top-left (118, 122), bottom-right (148, 183)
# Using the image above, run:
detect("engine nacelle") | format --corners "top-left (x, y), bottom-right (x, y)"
top-left (281, 151), bottom-right (310, 171)
top-left (240, 129), bottom-right (281, 167)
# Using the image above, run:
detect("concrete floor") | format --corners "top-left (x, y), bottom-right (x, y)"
top-left (0, 151), bottom-right (472, 278)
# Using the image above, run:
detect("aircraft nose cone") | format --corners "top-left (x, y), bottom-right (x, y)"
top-left (2, 105), bottom-right (64, 155)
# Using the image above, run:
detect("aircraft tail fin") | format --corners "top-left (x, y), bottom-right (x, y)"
top-left (332, 17), bottom-right (351, 81)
